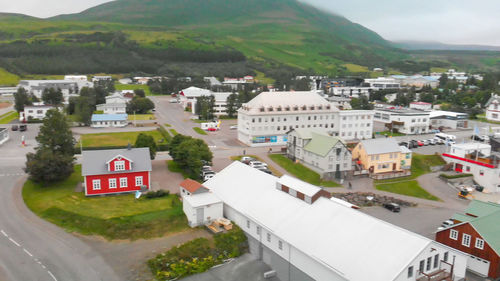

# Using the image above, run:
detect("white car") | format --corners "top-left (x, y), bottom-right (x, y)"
top-left (428, 139), bottom-right (436, 145)
top-left (249, 161), bottom-right (267, 168)
top-left (422, 139), bottom-right (430, 146)
top-left (441, 220), bottom-right (454, 228)
top-left (230, 125), bottom-right (238, 130)
top-left (204, 174), bottom-right (215, 181)
top-left (169, 99), bottom-right (179, 103)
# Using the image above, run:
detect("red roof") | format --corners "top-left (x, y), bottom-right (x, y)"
top-left (180, 179), bottom-right (206, 193)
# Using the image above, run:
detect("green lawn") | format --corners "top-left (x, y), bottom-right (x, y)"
top-left (377, 131), bottom-right (406, 137)
top-left (167, 160), bottom-right (192, 179)
top-left (376, 153), bottom-right (445, 183)
top-left (193, 127), bottom-right (207, 135)
top-left (114, 84), bottom-right (152, 96)
top-left (164, 123), bottom-right (172, 127)
top-left (0, 68), bottom-right (20, 86)
top-left (268, 154), bottom-right (341, 187)
top-left (0, 111), bottom-right (19, 124)
top-left (80, 130), bottom-right (165, 147)
top-left (376, 180), bottom-right (440, 201)
top-left (23, 165), bottom-right (188, 240)
top-left (128, 114), bottom-right (156, 121)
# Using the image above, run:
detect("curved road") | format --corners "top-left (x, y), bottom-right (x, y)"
top-left (0, 125), bottom-right (119, 281)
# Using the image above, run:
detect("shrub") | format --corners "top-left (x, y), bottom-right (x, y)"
top-left (145, 190), bottom-right (169, 199)
top-left (439, 173), bottom-right (473, 179)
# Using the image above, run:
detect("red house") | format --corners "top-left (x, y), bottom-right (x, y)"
top-left (82, 147), bottom-right (152, 196)
top-left (435, 200), bottom-right (500, 278)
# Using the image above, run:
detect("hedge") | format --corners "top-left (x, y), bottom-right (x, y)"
top-left (439, 173), bottom-right (473, 179)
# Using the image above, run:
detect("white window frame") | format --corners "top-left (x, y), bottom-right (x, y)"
top-left (475, 238), bottom-right (484, 250)
top-left (114, 160), bottom-right (125, 171)
top-left (135, 176), bottom-right (143, 187)
top-left (120, 177), bottom-right (128, 188)
top-left (462, 234), bottom-right (471, 247)
top-left (267, 233), bottom-right (271, 242)
top-left (450, 229), bottom-right (458, 240)
top-left (278, 240), bottom-right (283, 250)
top-left (108, 178), bottom-right (117, 189)
top-left (92, 179), bottom-right (101, 190)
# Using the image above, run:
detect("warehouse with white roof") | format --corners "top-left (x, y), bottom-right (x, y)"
top-left (237, 91), bottom-right (374, 146)
top-left (203, 162), bottom-right (467, 281)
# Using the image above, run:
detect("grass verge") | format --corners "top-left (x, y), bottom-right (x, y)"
top-left (128, 114), bottom-right (156, 121)
top-left (0, 111), bottom-right (19, 124)
top-left (377, 131), bottom-right (406, 137)
top-left (114, 84), bottom-right (152, 96)
top-left (193, 127), bottom-right (207, 135)
top-left (376, 180), bottom-right (440, 201)
top-left (80, 130), bottom-right (165, 147)
top-left (22, 165), bottom-right (188, 240)
top-left (169, 129), bottom-right (178, 136)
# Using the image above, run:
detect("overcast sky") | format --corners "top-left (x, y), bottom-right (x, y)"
top-left (1, 0), bottom-right (499, 46)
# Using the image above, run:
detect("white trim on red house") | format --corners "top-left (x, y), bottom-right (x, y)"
top-left (106, 155), bottom-right (134, 165)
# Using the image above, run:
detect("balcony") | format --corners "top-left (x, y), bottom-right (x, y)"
top-left (417, 269), bottom-right (452, 281)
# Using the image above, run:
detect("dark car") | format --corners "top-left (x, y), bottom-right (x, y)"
top-left (19, 124), bottom-right (27, 131)
top-left (471, 135), bottom-right (485, 142)
top-left (409, 140), bottom-right (419, 148)
top-left (383, 203), bottom-right (401, 212)
top-left (473, 184), bottom-right (484, 192)
top-left (11, 125), bottom-right (18, 131)
top-left (399, 141), bottom-right (409, 147)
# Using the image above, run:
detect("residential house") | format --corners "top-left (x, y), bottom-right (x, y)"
top-left (106, 92), bottom-right (132, 104)
top-left (203, 162), bottom-right (468, 281)
top-left (203, 76), bottom-right (222, 87)
top-left (81, 147), bottom-right (152, 196)
top-left (179, 179), bottom-right (223, 227)
top-left (374, 107), bottom-right (430, 135)
top-left (442, 143), bottom-right (500, 193)
top-left (178, 86), bottom-right (233, 117)
top-left (20, 105), bottom-right (55, 122)
top-left (0, 128), bottom-right (9, 146)
top-left (90, 114), bottom-right (128, 128)
top-left (430, 111), bottom-right (468, 130)
top-left (96, 103), bottom-right (127, 115)
top-left (237, 91), bottom-right (374, 146)
top-left (287, 128), bottom-right (351, 180)
top-left (485, 94), bottom-right (500, 122)
top-left (352, 138), bottom-right (412, 179)
top-left (18, 80), bottom-right (79, 102)
top-left (436, 200), bottom-right (500, 278)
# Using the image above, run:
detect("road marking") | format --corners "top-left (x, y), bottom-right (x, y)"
top-left (0, 230), bottom-right (7, 237)
top-left (8, 238), bottom-right (20, 247)
top-left (23, 248), bottom-right (33, 257)
top-left (47, 270), bottom-right (57, 281)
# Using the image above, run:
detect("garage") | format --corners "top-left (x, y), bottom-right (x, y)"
top-left (467, 255), bottom-right (490, 277)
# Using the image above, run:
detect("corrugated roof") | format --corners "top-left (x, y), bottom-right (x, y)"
top-left (82, 148), bottom-right (151, 176)
top-left (91, 114), bottom-right (128, 122)
top-left (278, 175), bottom-right (320, 197)
top-left (204, 162), bottom-right (433, 281)
top-left (470, 211), bottom-right (500, 255)
top-left (184, 192), bottom-right (221, 208)
top-left (303, 132), bottom-right (341, 157)
top-left (359, 138), bottom-right (401, 155)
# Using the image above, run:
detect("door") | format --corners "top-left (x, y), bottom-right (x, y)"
top-left (455, 163), bottom-right (463, 173)
top-left (467, 255), bottom-right (490, 277)
top-left (392, 163), bottom-right (396, 171)
top-left (196, 208), bottom-right (204, 225)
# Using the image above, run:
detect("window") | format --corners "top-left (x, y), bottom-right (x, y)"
top-left (433, 254), bottom-right (439, 269)
top-left (443, 252), bottom-right (449, 262)
top-left (92, 179), bottom-right (101, 190)
top-left (475, 238), bottom-right (485, 250)
top-left (120, 177), bottom-right (128, 188)
top-left (108, 178), bottom-right (117, 189)
top-left (426, 257), bottom-right (431, 271)
top-left (450, 229), bottom-right (458, 240)
top-left (246, 220), bottom-right (250, 229)
top-left (135, 176), bottom-right (143, 186)
top-left (114, 161), bottom-right (125, 171)
top-left (407, 266), bottom-right (413, 278)
top-left (419, 260), bottom-right (424, 273)
top-left (278, 240), bottom-right (283, 250)
top-left (256, 226), bottom-right (261, 235)
top-left (462, 234), bottom-right (471, 247)
top-left (267, 233), bottom-right (271, 242)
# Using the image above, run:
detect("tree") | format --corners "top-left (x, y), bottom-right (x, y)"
top-left (195, 96), bottom-right (215, 120)
top-left (350, 95), bottom-right (373, 110)
top-left (439, 74), bottom-right (448, 88)
top-left (134, 89), bottom-right (146, 98)
top-left (14, 87), bottom-right (32, 112)
top-left (24, 149), bottom-right (74, 184)
top-left (419, 92), bottom-right (434, 103)
top-left (168, 134), bottom-right (212, 178)
top-left (41, 88), bottom-right (63, 105)
top-left (126, 97), bottom-right (155, 114)
top-left (36, 109), bottom-right (75, 156)
top-left (135, 133), bottom-right (157, 159)
top-left (74, 96), bottom-right (94, 125)
top-left (226, 93), bottom-right (240, 118)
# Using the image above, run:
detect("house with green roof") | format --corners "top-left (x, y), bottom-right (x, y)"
top-left (436, 200), bottom-right (500, 278)
top-left (287, 128), bottom-right (351, 180)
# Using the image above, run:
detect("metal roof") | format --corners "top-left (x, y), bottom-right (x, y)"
top-left (91, 114), bottom-right (128, 122)
top-left (359, 138), bottom-right (401, 155)
top-left (82, 147), bottom-right (151, 176)
top-left (303, 132), bottom-right (342, 157)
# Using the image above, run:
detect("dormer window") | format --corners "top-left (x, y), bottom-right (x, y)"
top-left (317, 105), bottom-right (323, 110)
top-left (114, 161), bottom-right (125, 171)
top-left (302, 105), bottom-right (307, 110)
top-left (260, 107), bottom-right (265, 112)
top-left (285, 106), bottom-right (291, 111)
top-left (293, 106), bottom-right (298, 111)
top-left (277, 106), bottom-right (282, 111)
top-left (268, 107), bottom-right (274, 112)
top-left (326, 105), bottom-right (331, 110)
top-left (310, 106), bottom-right (315, 110)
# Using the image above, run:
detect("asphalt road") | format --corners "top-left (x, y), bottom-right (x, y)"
top-left (0, 124), bottom-right (120, 281)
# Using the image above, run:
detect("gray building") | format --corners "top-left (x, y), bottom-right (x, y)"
top-left (0, 128), bottom-right (9, 146)
top-left (287, 128), bottom-right (351, 180)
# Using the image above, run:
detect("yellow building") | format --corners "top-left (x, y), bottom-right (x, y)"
top-left (352, 138), bottom-right (412, 179)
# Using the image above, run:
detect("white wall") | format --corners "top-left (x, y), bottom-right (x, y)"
top-left (183, 199), bottom-right (223, 227)
top-left (443, 156), bottom-right (500, 193)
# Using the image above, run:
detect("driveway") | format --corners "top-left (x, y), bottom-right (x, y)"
top-left (151, 159), bottom-right (184, 194)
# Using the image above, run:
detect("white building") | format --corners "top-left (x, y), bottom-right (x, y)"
top-left (64, 75), bottom-right (88, 82)
top-left (178, 86), bottom-right (233, 117)
top-left (18, 79), bottom-right (93, 102)
top-left (0, 87), bottom-right (18, 96)
top-left (364, 77), bottom-right (400, 89)
top-left (96, 92), bottom-right (129, 115)
top-left (374, 108), bottom-right (430, 135)
top-left (392, 75), bottom-right (439, 89)
top-left (179, 179), bottom-right (223, 227)
top-left (92, 76), bottom-right (112, 83)
top-left (237, 91), bottom-right (374, 146)
top-left (20, 105), bottom-right (55, 121)
top-left (409, 102), bottom-right (432, 111)
top-left (326, 96), bottom-right (352, 110)
top-left (329, 87), bottom-right (373, 99)
top-left (203, 76), bottom-right (222, 87)
top-left (485, 94), bottom-right (500, 122)
top-left (429, 111), bottom-right (468, 130)
top-left (0, 128), bottom-right (9, 146)
top-left (203, 162), bottom-right (468, 281)
top-left (287, 128), bottom-right (351, 180)
top-left (442, 143), bottom-right (500, 193)
top-left (90, 114), bottom-right (128, 128)
top-left (106, 92), bottom-right (131, 104)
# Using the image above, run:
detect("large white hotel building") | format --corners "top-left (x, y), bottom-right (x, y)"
top-left (237, 91), bottom-right (375, 146)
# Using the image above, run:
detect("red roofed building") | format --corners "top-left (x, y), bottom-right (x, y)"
top-left (179, 179), bottom-right (222, 227)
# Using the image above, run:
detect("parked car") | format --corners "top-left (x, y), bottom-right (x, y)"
top-left (257, 168), bottom-right (273, 175)
top-left (204, 174), bottom-right (215, 181)
top-left (422, 140), bottom-right (430, 146)
top-left (383, 203), bottom-right (400, 212)
top-left (240, 156), bottom-right (255, 164)
top-left (169, 99), bottom-right (179, 103)
top-left (409, 140), bottom-right (419, 148)
top-left (417, 140), bottom-right (424, 146)
top-left (11, 125), bottom-right (18, 131)
top-left (229, 125), bottom-right (238, 130)
top-left (441, 220), bottom-right (454, 228)
top-left (428, 139), bottom-right (436, 145)
top-left (471, 135), bottom-right (486, 142)
top-left (433, 138), bottom-right (444, 145)
top-left (249, 161), bottom-right (267, 168)
top-left (473, 184), bottom-right (484, 192)
top-left (19, 124), bottom-right (27, 132)
top-left (398, 141), bottom-right (409, 147)
top-left (200, 170), bottom-right (215, 177)
top-left (429, 129), bottom-right (440, 134)
top-left (207, 127), bottom-right (217, 132)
